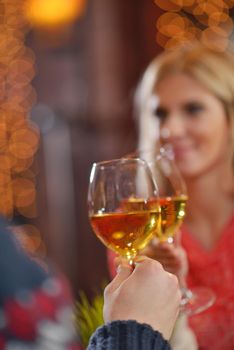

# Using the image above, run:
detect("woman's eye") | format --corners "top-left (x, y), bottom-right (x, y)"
top-left (154, 107), bottom-right (168, 121)
top-left (184, 103), bottom-right (204, 115)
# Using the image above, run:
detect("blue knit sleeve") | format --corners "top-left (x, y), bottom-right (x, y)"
top-left (0, 218), bottom-right (47, 304)
top-left (87, 320), bottom-right (171, 350)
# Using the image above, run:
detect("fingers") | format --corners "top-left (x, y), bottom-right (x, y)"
top-left (105, 263), bottom-right (132, 294)
top-left (104, 254), bottom-right (181, 338)
top-left (113, 256), bottom-right (127, 269)
top-left (133, 256), bottom-right (165, 279)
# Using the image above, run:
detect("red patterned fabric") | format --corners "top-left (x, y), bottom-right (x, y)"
top-left (0, 217), bottom-right (83, 349)
top-left (1, 276), bottom-right (83, 349)
top-left (181, 215), bottom-right (234, 350)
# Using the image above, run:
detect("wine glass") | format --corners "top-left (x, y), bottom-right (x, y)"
top-left (127, 146), bottom-right (216, 315)
top-left (88, 158), bottom-right (160, 265)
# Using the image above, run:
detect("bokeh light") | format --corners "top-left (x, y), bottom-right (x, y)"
top-left (11, 224), bottom-right (46, 256)
top-left (154, 0), bottom-right (182, 12)
top-left (154, 0), bottom-right (234, 50)
top-left (24, 0), bottom-right (86, 27)
top-left (0, 0), bottom-right (42, 256)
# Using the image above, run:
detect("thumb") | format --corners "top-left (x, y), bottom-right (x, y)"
top-left (107, 263), bottom-right (132, 293)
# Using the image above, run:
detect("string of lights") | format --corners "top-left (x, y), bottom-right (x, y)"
top-left (154, 0), bottom-right (234, 50)
top-left (0, 0), bottom-right (42, 255)
top-left (0, 0), bottom-right (87, 257)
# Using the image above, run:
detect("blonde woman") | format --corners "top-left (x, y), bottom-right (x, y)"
top-left (107, 43), bottom-right (234, 349)
top-left (134, 43), bottom-right (234, 350)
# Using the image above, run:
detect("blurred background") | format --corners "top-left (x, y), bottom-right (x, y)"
top-left (0, 0), bottom-right (233, 300)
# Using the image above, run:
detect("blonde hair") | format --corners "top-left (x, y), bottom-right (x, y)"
top-left (135, 43), bottom-right (234, 165)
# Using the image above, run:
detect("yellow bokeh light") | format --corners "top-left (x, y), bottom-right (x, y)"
top-left (201, 27), bottom-right (229, 51)
top-left (156, 32), bottom-right (169, 48)
top-left (12, 178), bottom-right (36, 208)
top-left (9, 142), bottom-right (37, 159)
top-left (11, 224), bottom-right (42, 254)
top-left (164, 38), bottom-right (182, 50)
top-left (10, 156), bottom-right (34, 173)
top-left (10, 127), bottom-right (39, 150)
top-left (0, 129), bottom-right (8, 150)
top-left (24, 0), bottom-right (86, 27)
top-left (21, 169), bottom-right (37, 180)
top-left (5, 113), bottom-right (27, 132)
top-left (155, 0), bottom-right (233, 51)
top-left (0, 172), bottom-right (11, 186)
top-left (0, 185), bottom-right (13, 217)
top-left (0, 155), bottom-right (11, 171)
top-left (157, 29), bottom-right (195, 49)
top-left (209, 11), bottom-right (230, 25)
top-left (8, 59), bottom-right (35, 84)
top-left (157, 13), bottom-right (192, 38)
top-left (0, 0), bottom-right (40, 220)
top-left (181, 0), bottom-right (196, 6)
top-left (209, 13), bottom-right (233, 36)
top-left (154, 0), bottom-right (182, 12)
top-left (164, 27), bottom-right (200, 50)
top-left (209, 0), bottom-right (229, 10)
top-left (192, 3), bottom-right (229, 27)
top-left (207, 25), bottom-right (229, 38)
top-left (17, 201), bottom-right (38, 218)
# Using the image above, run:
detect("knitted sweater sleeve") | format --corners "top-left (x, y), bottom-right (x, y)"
top-left (87, 320), bottom-right (171, 350)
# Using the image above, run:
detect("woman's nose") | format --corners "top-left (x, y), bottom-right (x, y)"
top-left (160, 115), bottom-right (185, 140)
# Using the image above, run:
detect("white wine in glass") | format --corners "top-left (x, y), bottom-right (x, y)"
top-left (88, 158), bottom-right (161, 264)
top-left (126, 146), bottom-right (187, 243)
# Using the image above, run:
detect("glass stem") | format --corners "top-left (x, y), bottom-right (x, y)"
top-left (178, 275), bottom-right (193, 305)
top-left (166, 238), bottom-right (193, 305)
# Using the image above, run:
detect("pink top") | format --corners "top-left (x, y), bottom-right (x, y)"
top-left (107, 214), bottom-right (234, 349)
top-left (181, 214), bottom-right (234, 350)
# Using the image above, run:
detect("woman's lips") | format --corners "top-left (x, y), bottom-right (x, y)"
top-left (172, 145), bottom-right (194, 158)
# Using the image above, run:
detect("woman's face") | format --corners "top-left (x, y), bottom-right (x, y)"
top-left (154, 73), bottom-right (230, 179)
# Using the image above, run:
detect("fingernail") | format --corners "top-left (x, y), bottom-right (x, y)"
top-left (116, 264), bottom-right (121, 273)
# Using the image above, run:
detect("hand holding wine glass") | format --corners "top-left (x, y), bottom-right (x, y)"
top-left (104, 256), bottom-right (181, 340)
top-left (88, 158), bottom-right (160, 265)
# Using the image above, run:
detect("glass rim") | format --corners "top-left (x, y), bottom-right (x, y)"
top-left (92, 157), bottom-right (149, 169)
